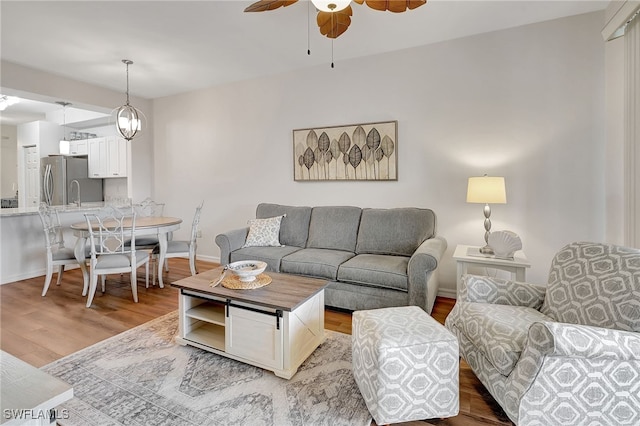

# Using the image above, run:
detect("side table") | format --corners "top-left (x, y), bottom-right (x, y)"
top-left (452, 244), bottom-right (531, 296)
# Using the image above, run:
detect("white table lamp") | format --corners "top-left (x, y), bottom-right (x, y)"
top-left (467, 175), bottom-right (506, 255)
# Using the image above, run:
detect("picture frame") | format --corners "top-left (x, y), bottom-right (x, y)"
top-left (293, 120), bottom-right (398, 181)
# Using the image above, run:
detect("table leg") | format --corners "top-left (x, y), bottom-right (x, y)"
top-left (74, 236), bottom-right (89, 296)
top-left (157, 233), bottom-right (167, 288)
top-left (456, 262), bottom-right (468, 298)
top-left (515, 268), bottom-right (526, 282)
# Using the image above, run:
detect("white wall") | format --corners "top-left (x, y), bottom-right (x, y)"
top-left (1, 125), bottom-right (18, 198)
top-left (152, 11), bottom-right (609, 296)
top-left (605, 36), bottom-right (625, 244)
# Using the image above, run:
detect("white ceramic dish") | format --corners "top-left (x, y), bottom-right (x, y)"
top-left (227, 260), bottom-right (268, 282)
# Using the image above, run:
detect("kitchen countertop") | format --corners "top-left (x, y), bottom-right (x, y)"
top-left (0, 202), bottom-right (106, 217)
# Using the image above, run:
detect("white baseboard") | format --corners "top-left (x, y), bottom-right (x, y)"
top-left (196, 254), bottom-right (220, 264)
top-left (437, 288), bottom-right (457, 300)
top-left (0, 264), bottom-right (82, 285)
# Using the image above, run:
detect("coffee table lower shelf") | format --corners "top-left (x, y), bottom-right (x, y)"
top-left (181, 324), bottom-right (226, 351)
top-left (175, 288), bottom-right (326, 379)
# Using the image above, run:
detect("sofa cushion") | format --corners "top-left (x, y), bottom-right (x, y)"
top-left (230, 246), bottom-right (302, 273)
top-left (281, 248), bottom-right (356, 280)
top-left (256, 203), bottom-right (312, 248)
top-left (356, 208), bottom-right (435, 256)
top-left (337, 254), bottom-right (409, 291)
top-left (451, 302), bottom-right (552, 376)
top-left (306, 206), bottom-right (362, 252)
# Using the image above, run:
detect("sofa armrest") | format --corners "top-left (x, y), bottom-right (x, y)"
top-left (502, 322), bottom-right (640, 424)
top-left (460, 274), bottom-right (546, 309)
top-left (407, 236), bottom-right (447, 311)
top-left (214, 227), bottom-right (249, 265)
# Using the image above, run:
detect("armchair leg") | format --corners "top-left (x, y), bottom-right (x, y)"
top-left (151, 255), bottom-right (157, 287)
top-left (42, 262), bottom-right (54, 296)
top-left (145, 261), bottom-right (149, 289)
top-left (81, 271), bottom-right (89, 297)
top-left (189, 254), bottom-right (197, 276)
top-left (145, 259), bottom-right (151, 289)
top-left (130, 269), bottom-right (138, 303)
top-left (56, 265), bottom-right (65, 285)
top-left (86, 273), bottom-right (98, 308)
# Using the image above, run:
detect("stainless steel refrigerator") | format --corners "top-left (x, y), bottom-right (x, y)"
top-left (41, 156), bottom-right (104, 206)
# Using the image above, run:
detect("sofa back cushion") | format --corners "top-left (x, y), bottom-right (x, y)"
top-left (541, 242), bottom-right (640, 332)
top-left (356, 208), bottom-right (436, 256)
top-left (306, 206), bottom-right (362, 252)
top-left (256, 203), bottom-right (312, 248)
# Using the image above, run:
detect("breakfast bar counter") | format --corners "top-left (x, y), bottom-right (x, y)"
top-left (0, 203), bottom-right (106, 285)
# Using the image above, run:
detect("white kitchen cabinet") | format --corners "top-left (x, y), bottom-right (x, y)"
top-left (68, 139), bottom-right (88, 156)
top-left (88, 137), bottom-right (107, 177)
top-left (88, 136), bottom-right (128, 178)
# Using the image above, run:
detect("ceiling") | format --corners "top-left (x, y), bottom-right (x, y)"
top-left (1, 0), bottom-right (607, 124)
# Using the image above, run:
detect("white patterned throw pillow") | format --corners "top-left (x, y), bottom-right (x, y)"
top-left (243, 215), bottom-right (286, 247)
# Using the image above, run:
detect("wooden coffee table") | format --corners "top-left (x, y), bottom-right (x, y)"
top-left (171, 267), bottom-right (328, 379)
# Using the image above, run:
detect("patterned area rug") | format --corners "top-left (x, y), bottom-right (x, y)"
top-left (42, 311), bottom-right (371, 426)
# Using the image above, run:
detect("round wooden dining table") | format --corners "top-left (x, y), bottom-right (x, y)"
top-left (71, 216), bottom-right (183, 295)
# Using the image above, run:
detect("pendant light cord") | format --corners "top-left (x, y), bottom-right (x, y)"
top-left (125, 62), bottom-right (131, 105)
top-left (331, 12), bottom-right (335, 68)
top-left (307, 0), bottom-right (311, 55)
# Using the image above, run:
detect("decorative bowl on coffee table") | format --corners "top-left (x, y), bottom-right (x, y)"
top-left (227, 260), bottom-right (268, 282)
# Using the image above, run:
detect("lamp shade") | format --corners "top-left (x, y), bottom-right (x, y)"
top-left (466, 176), bottom-right (507, 204)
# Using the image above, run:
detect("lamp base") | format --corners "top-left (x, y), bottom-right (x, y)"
top-left (479, 244), bottom-right (494, 255)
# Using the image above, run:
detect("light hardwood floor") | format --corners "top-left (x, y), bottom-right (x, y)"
top-left (0, 259), bottom-right (512, 425)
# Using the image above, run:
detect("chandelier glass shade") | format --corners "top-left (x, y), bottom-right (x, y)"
top-left (115, 59), bottom-right (143, 141)
top-left (311, 0), bottom-right (350, 12)
top-left (56, 101), bottom-right (71, 155)
top-left (116, 103), bottom-right (142, 140)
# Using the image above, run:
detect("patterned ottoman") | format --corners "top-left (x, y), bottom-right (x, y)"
top-left (352, 306), bottom-right (459, 424)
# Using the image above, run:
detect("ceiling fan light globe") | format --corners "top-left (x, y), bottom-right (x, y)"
top-left (311, 0), bottom-right (350, 12)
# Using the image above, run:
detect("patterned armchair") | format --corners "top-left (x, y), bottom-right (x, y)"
top-left (445, 242), bottom-right (640, 425)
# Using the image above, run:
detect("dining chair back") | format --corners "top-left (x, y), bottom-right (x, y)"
top-left (83, 206), bottom-right (149, 307)
top-left (152, 201), bottom-right (204, 283)
top-left (134, 197), bottom-right (165, 217)
top-left (131, 198), bottom-right (167, 252)
top-left (38, 203), bottom-right (83, 296)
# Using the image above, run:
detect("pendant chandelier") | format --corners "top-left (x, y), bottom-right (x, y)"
top-left (114, 59), bottom-right (143, 141)
top-left (57, 101), bottom-right (71, 155)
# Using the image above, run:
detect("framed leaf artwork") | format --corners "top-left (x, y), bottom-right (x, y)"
top-left (293, 120), bottom-right (398, 181)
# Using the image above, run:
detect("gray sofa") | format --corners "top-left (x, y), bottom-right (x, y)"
top-left (215, 203), bottom-right (447, 313)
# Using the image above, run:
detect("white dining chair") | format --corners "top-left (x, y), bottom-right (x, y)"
top-left (84, 206), bottom-right (149, 307)
top-left (130, 197), bottom-right (166, 249)
top-left (38, 203), bottom-right (88, 297)
top-left (152, 201), bottom-right (204, 284)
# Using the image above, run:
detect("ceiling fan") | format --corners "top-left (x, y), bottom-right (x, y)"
top-left (244, 0), bottom-right (427, 39)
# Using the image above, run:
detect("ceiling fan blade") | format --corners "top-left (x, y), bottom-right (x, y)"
top-left (364, 0), bottom-right (426, 13)
top-left (244, 0), bottom-right (298, 12)
top-left (317, 6), bottom-right (353, 39)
